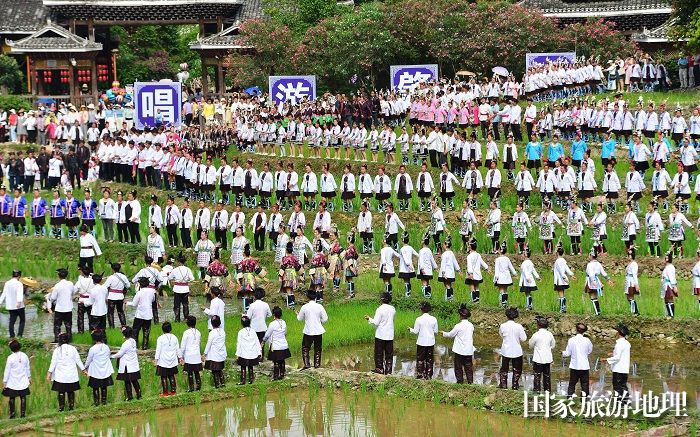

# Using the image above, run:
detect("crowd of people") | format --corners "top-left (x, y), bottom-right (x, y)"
top-left (1, 264), bottom-right (634, 418)
top-left (0, 73), bottom-right (697, 419)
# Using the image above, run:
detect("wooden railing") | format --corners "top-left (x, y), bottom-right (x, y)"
top-left (16, 95), bottom-right (95, 107)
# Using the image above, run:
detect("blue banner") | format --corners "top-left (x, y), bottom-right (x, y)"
top-left (390, 64), bottom-right (439, 91)
top-left (134, 81), bottom-right (182, 129)
top-left (526, 52), bottom-right (577, 69)
top-left (269, 76), bottom-right (316, 105)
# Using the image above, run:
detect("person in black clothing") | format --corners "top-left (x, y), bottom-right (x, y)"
top-left (76, 142), bottom-right (91, 183)
top-left (36, 147), bottom-right (50, 189)
top-left (64, 147), bottom-right (81, 189)
top-left (8, 152), bottom-right (24, 192)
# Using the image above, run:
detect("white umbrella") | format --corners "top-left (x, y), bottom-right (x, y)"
top-left (492, 66), bottom-right (509, 77)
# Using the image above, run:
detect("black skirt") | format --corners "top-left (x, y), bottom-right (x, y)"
top-left (66, 217), bottom-right (80, 227)
top-left (183, 363), bottom-right (203, 372)
top-left (88, 376), bottom-right (114, 388)
top-left (554, 284), bottom-right (569, 291)
top-left (321, 191), bottom-right (336, 199)
top-left (268, 348), bottom-right (292, 361)
top-left (399, 271), bottom-right (416, 279)
top-left (50, 216), bottom-right (65, 225)
top-left (116, 371), bottom-right (141, 381)
top-left (31, 216), bottom-right (46, 226)
top-left (465, 278), bottom-right (483, 285)
top-left (204, 360), bottom-right (225, 371)
top-left (520, 286), bottom-right (538, 293)
top-left (341, 191), bottom-right (355, 200)
top-left (375, 192), bottom-right (391, 201)
top-left (2, 387), bottom-right (29, 397)
top-left (438, 276), bottom-right (455, 283)
top-left (51, 381), bottom-right (80, 392)
top-left (156, 365), bottom-right (179, 377)
top-left (379, 272), bottom-right (395, 279)
top-left (417, 273), bottom-right (433, 281)
top-left (236, 357), bottom-right (260, 367)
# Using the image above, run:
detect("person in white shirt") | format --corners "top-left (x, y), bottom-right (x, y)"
top-left (692, 250), bottom-right (700, 311)
top-left (602, 164), bottom-right (621, 213)
top-left (78, 224), bottom-right (102, 272)
top-left (365, 292), bottom-right (396, 375)
top-left (0, 270), bottom-right (25, 338)
top-left (169, 254), bottom-right (195, 322)
top-left (301, 164), bottom-right (318, 211)
top-left (339, 164), bottom-right (356, 213)
top-left (662, 251), bottom-right (679, 318)
top-left (180, 315), bottom-right (203, 391)
top-left (605, 324), bottom-right (631, 402)
top-left (528, 316), bottom-right (555, 393)
top-left (379, 232), bottom-right (400, 294)
top-left (86, 273), bottom-right (108, 331)
top-left (519, 246), bottom-right (540, 310)
top-left (442, 304), bottom-right (474, 384)
top-left (397, 232), bottom-right (419, 298)
top-left (111, 326), bottom-right (142, 400)
top-left (2, 339), bottom-right (30, 418)
top-left (246, 289), bottom-right (272, 357)
top-left (154, 322), bottom-right (182, 395)
top-left (438, 236), bottom-right (460, 301)
top-left (47, 333), bottom-right (85, 412)
top-left (553, 241), bottom-right (575, 314)
top-left (98, 188), bottom-right (116, 242)
top-left (127, 277), bottom-right (156, 350)
top-left (585, 249), bottom-right (611, 316)
top-left (562, 323), bottom-right (593, 398)
top-left (203, 315), bottom-right (226, 388)
top-left (415, 162), bottom-right (434, 212)
top-left (437, 162), bottom-right (460, 211)
top-left (357, 201), bottom-right (373, 254)
top-left (264, 306), bottom-right (292, 380)
top-left (47, 268), bottom-right (75, 343)
top-left (493, 241), bottom-right (516, 307)
top-left (84, 330), bottom-right (114, 406)
top-left (498, 307), bottom-right (527, 389)
top-left (409, 301), bottom-right (438, 380)
top-left (566, 201), bottom-right (587, 255)
top-left (296, 291), bottom-right (328, 369)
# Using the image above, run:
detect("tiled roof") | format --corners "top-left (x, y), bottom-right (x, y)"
top-left (238, 0), bottom-right (264, 21)
top-left (0, 0), bottom-right (50, 34)
top-left (557, 13), bottom-right (671, 31)
top-left (46, 1), bottom-right (242, 22)
top-left (189, 25), bottom-right (251, 50)
top-left (519, 0), bottom-right (672, 16)
top-left (7, 22), bottom-right (102, 52)
top-left (632, 17), bottom-right (686, 42)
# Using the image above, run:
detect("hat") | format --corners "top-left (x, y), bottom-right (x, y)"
top-left (19, 276), bottom-right (39, 288)
top-left (615, 324), bottom-right (629, 337)
top-left (87, 103), bottom-right (95, 110)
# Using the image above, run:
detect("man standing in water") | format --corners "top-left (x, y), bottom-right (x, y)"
top-left (296, 290), bottom-right (328, 369)
top-left (563, 323), bottom-right (593, 398)
top-left (605, 324), bottom-right (631, 403)
top-left (365, 292), bottom-right (396, 375)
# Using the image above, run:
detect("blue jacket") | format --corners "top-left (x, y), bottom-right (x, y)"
top-left (0, 194), bottom-right (10, 215)
top-left (547, 143), bottom-right (564, 162)
top-left (50, 198), bottom-right (66, 218)
top-left (571, 140), bottom-right (588, 161)
top-left (11, 196), bottom-right (26, 218)
top-left (601, 139), bottom-right (616, 159)
top-left (80, 198), bottom-right (97, 220)
top-left (525, 141), bottom-right (543, 160)
top-left (30, 198), bottom-right (47, 218)
top-left (65, 198), bottom-right (80, 219)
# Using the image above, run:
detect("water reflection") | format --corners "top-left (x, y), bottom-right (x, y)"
top-left (53, 391), bottom-right (610, 437)
top-left (321, 336), bottom-right (700, 410)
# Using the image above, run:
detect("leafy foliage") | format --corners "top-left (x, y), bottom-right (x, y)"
top-left (0, 94), bottom-right (31, 111)
top-left (0, 55), bottom-right (24, 93)
top-left (263, 0), bottom-right (342, 35)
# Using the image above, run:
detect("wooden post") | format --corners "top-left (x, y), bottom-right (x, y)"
top-left (91, 58), bottom-right (98, 101)
top-left (25, 55), bottom-right (32, 94)
top-left (68, 64), bottom-right (76, 105)
top-left (200, 53), bottom-right (209, 98)
top-left (87, 18), bottom-right (94, 42)
top-left (216, 61), bottom-right (224, 96)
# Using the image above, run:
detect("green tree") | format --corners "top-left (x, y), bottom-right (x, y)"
top-left (263, 0), bottom-right (342, 34)
top-left (0, 55), bottom-right (23, 94)
top-left (670, 0), bottom-right (700, 50)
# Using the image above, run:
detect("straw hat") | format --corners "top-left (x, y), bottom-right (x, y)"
top-left (19, 277), bottom-right (39, 288)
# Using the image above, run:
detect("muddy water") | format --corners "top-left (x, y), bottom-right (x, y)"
top-left (0, 296), bottom-right (230, 339)
top-left (318, 335), bottom-right (700, 410)
top-left (32, 390), bottom-right (612, 437)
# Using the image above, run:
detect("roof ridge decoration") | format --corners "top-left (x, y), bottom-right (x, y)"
top-left (7, 21), bottom-right (103, 53)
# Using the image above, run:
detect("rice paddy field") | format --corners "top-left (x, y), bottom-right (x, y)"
top-left (1, 89), bottom-right (700, 434)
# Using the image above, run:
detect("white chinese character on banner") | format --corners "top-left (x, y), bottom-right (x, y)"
top-left (139, 88), bottom-right (175, 124)
top-left (523, 391), bottom-right (555, 418)
top-left (397, 71), bottom-right (432, 90)
top-left (275, 82), bottom-right (310, 104)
